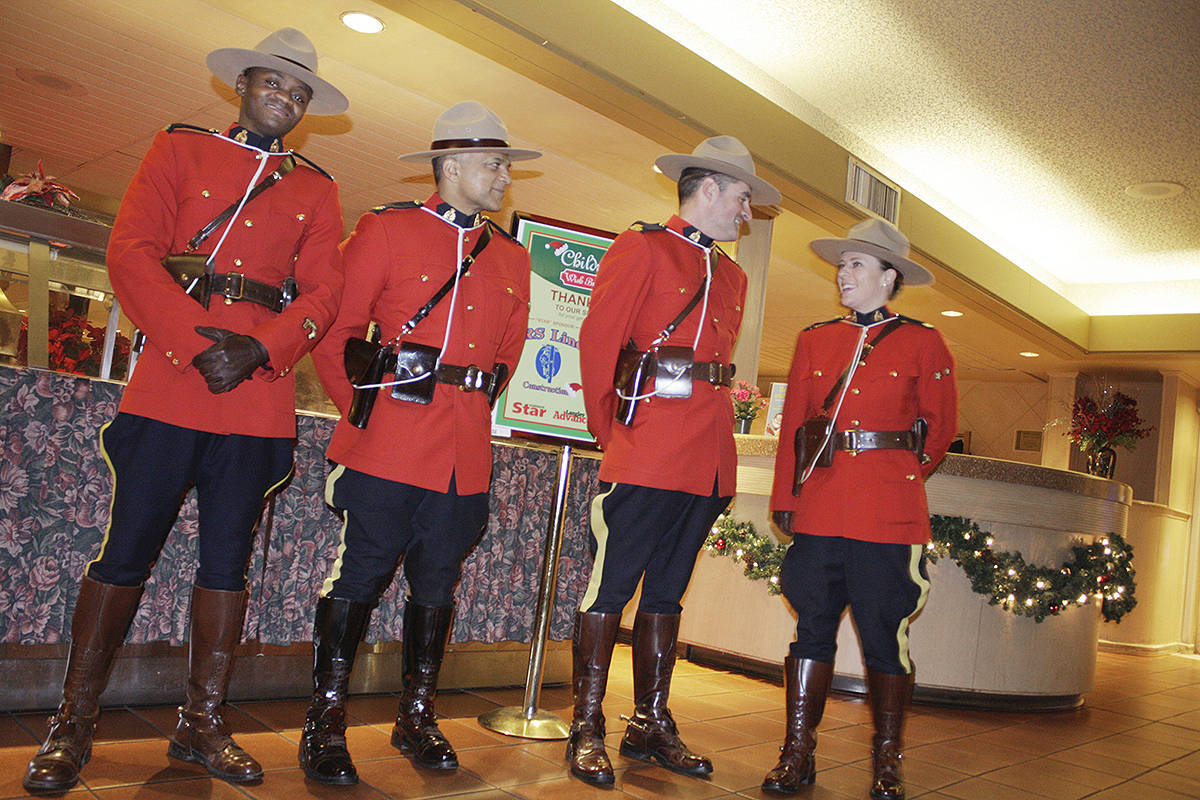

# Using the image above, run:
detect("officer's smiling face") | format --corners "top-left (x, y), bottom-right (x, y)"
top-left (235, 67), bottom-right (312, 139)
top-left (837, 251), bottom-right (895, 313)
top-left (444, 152), bottom-right (513, 215)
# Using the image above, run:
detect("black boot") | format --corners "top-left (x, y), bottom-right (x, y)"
top-left (868, 669), bottom-right (914, 800)
top-left (24, 577), bottom-right (143, 795)
top-left (619, 612), bottom-right (712, 776)
top-left (390, 602), bottom-right (457, 770)
top-left (565, 611), bottom-right (620, 785)
top-left (299, 597), bottom-right (371, 785)
top-left (761, 658), bottom-right (833, 793)
top-left (167, 586), bottom-right (262, 784)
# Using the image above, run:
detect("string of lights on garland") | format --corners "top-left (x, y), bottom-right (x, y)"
top-left (703, 513), bottom-right (1137, 622)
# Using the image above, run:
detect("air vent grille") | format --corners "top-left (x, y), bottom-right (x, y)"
top-left (846, 157), bottom-right (900, 224)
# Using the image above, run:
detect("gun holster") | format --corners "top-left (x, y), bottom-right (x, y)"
top-left (162, 254), bottom-right (213, 309)
top-left (344, 336), bottom-right (391, 429)
top-left (613, 342), bottom-right (653, 426)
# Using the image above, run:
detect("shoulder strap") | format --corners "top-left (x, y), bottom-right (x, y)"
top-left (395, 224), bottom-right (494, 338)
top-left (165, 123), bottom-right (218, 135)
top-left (819, 318), bottom-right (904, 413)
top-left (183, 155), bottom-right (296, 253)
top-left (370, 201), bottom-right (423, 214)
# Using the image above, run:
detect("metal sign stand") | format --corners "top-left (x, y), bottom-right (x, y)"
top-left (478, 444), bottom-right (574, 739)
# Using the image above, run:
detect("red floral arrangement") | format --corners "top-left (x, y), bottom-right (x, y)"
top-left (730, 380), bottom-right (765, 421)
top-left (1, 161), bottom-right (80, 209)
top-left (18, 309), bottom-right (131, 377)
top-left (1067, 391), bottom-right (1153, 452)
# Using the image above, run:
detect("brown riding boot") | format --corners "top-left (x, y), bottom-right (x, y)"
top-left (619, 611), bottom-right (712, 776)
top-left (868, 669), bottom-right (914, 800)
top-left (299, 597), bottom-right (372, 785)
top-left (167, 585), bottom-right (262, 784)
top-left (761, 657), bottom-right (833, 793)
top-left (391, 602), bottom-right (457, 770)
top-left (565, 611), bottom-right (620, 785)
top-left (24, 576), bottom-right (142, 794)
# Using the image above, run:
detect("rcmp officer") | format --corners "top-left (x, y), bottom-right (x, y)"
top-left (570, 136), bottom-right (780, 785)
top-left (765, 219), bottom-right (957, 798)
top-left (23, 29), bottom-right (347, 793)
top-left (301, 102), bottom-right (535, 785)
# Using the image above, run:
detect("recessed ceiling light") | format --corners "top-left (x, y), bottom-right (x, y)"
top-left (940, 310), bottom-right (963, 317)
top-left (340, 11), bottom-right (385, 33)
top-left (1124, 181), bottom-right (1185, 200)
top-left (1018, 351), bottom-right (1040, 358)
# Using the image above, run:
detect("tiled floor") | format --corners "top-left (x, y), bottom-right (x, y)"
top-left (3, 646), bottom-right (1200, 799)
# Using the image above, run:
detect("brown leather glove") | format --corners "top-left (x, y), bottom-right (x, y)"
top-left (772, 510), bottom-right (793, 535)
top-left (191, 326), bottom-right (269, 394)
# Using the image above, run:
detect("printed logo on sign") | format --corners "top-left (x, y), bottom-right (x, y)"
top-left (530, 233), bottom-right (605, 295)
top-left (536, 344), bottom-right (562, 383)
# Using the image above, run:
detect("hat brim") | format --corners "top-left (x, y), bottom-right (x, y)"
top-left (398, 146), bottom-right (542, 162)
top-left (206, 49), bottom-right (348, 116)
top-left (655, 153), bottom-right (781, 206)
top-left (811, 237), bottom-right (935, 286)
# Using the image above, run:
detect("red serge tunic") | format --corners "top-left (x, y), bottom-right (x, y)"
top-left (106, 126), bottom-right (344, 438)
top-left (310, 197), bottom-right (531, 496)
top-left (770, 314), bottom-right (957, 545)
top-left (579, 216), bottom-right (746, 497)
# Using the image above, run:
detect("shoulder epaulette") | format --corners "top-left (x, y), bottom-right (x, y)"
top-left (628, 221), bottom-right (666, 233)
top-left (714, 244), bottom-right (734, 263)
top-left (164, 123), bottom-right (218, 135)
top-left (896, 314), bottom-right (935, 329)
top-left (485, 218), bottom-right (517, 242)
top-left (291, 151), bottom-right (334, 181)
top-left (369, 201), bottom-right (423, 215)
top-left (803, 317), bottom-right (843, 331)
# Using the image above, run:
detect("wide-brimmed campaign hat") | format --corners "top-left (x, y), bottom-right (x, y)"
top-left (399, 101), bottom-right (541, 162)
top-left (811, 218), bottom-right (934, 286)
top-left (207, 27), bottom-right (348, 116)
top-left (654, 135), bottom-right (781, 206)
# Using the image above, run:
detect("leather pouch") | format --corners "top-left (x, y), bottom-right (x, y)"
top-left (653, 345), bottom-right (694, 399)
top-left (162, 254), bottom-right (213, 307)
top-left (793, 416), bottom-right (835, 495)
top-left (344, 337), bottom-right (392, 429)
top-left (614, 344), bottom-right (653, 426)
top-left (390, 341), bottom-right (439, 404)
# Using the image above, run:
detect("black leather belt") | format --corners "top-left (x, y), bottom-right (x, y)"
top-left (435, 363), bottom-right (499, 395)
top-left (833, 429), bottom-right (917, 452)
top-left (208, 272), bottom-right (298, 312)
top-left (690, 361), bottom-right (735, 387)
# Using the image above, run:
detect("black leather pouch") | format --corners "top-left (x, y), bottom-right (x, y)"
top-left (614, 343), bottom-right (653, 426)
top-left (344, 337), bottom-right (392, 429)
top-left (793, 416), bottom-right (835, 495)
top-left (390, 342), bottom-right (439, 404)
top-left (653, 345), bottom-right (694, 399)
top-left (162, 254), bottom-right (213, 308)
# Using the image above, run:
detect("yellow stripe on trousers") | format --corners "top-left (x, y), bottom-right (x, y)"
top-left (320, 463), bottom-right (351, 597)
top-left (577, 483), bottom-right (618, 613)
top-left (86, 419), bottom-right (120, 576)
top-left (895, 543), bottom-right (931, 675)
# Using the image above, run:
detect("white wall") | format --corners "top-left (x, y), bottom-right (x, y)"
top-left (956, 379), bottom-right (1048, 464)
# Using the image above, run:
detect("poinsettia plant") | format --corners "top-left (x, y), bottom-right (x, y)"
top-left (18, 308), bottom-right (130, 377)
top-left (730, 380), bottom-right (765, 421)
top-left (1, 161), bottom-right (80, 209)
top-left (1067, 391), bottom-right (1153, 452)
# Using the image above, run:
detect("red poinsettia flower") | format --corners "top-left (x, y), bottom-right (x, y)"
top-left (1, 161), bottom-right (80, 209)
top-left (1067, 391), bottom-right (1153, 452)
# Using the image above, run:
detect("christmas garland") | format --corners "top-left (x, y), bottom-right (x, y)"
top-left (703, 513), bottom-right (1136, 623)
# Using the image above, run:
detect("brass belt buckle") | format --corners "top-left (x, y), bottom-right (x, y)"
top-left (843, 428), bottom-right (861, 455)
top-left (461, 364), bottom-right (486, 392)
top-left (224, 272), bottom-right (245, 305)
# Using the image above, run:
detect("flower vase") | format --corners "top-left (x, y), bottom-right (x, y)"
top-left (1085, 446), bottom-right (1116, 478)
top-left (735, 417), bottom-right (754, 434)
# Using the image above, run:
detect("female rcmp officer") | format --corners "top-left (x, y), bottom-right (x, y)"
top-left (766, 219), bottom-right (957, 799)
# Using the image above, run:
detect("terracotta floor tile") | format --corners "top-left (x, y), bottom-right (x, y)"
top-left (1075, 730), bottom-right (1194, 767)
top-left (438, 693), bottom-right (505, 720)
top-left (0, 743), bottom-right (95, 800)
top-left (937, 776), bottom-right (1063, 800)
top-left (502, 775), bottom-right (631, 800)
top-left (983, 761), bottom-right (1097, 799)
top-left (91, 776), bottom-right (256, 798)
top-left (355, 756), bottom-right (492, 798)
top-left (0, 714), bottom-right (40, 747)
top-left (1043, 747), bottom-right (1149, 779)
top-left (611, 763), bottom-right (728, 800)
top-left (79, 738), bottom-right (204, 789)
top-left (456, 746), bottom-right (567, 787)
top-left (1011, 757), bottom-right (1124, 791)
top-left (241, 766), bottom-right (390, 799)
top-left (1084, 779), bottom-right (1199, 800)
top-left (1134, 769), bottom-right (1200, 798)
top-left (906, 737), bottom-right (1031, 775)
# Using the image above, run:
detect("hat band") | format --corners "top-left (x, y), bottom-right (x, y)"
top-left (431, 137), bottom-right (510, 151)
top-left (269, 53), bottom-right (315, 74)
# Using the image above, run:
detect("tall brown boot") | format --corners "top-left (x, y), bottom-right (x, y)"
top-left (867, 669), bottom-right (913, 800)
top-left (619, 612), bottom-right (712, 776)
top-left (167, 585), bottom-right (262, 784)
top-left (761, 658), bottom-right (833, 794)
top-left (23, 576), bottom-right (142, 794)
top-left (565, 611), bottom-right (620, 786)
top-left (299, 597), bottom-right (371, 785)
top-left (391, 602), bottom-right (457, 770)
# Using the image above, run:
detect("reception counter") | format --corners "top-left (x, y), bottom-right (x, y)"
top-left (0, 366), bottom-right (601, 709)
top-left (666, 436), bottom-right (1132, 711)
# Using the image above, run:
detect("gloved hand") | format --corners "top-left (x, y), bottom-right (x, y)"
top-left (772, 510), bottom-right (793, 535)
top-left (191, 326), bottom-right (269, 394)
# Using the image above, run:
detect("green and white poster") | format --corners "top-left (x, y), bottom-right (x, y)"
top-left (493, 213), bottom-right (616, 442)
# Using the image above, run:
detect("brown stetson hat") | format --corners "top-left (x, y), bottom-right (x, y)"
top-left (811, 218), bottom-right (934, 286)
top-left (399, 101), bottom-right (541, 162)
top-left (654, 135), bottom-right (781, 206)
top-left (207, 27), bottom-right (348, 116)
